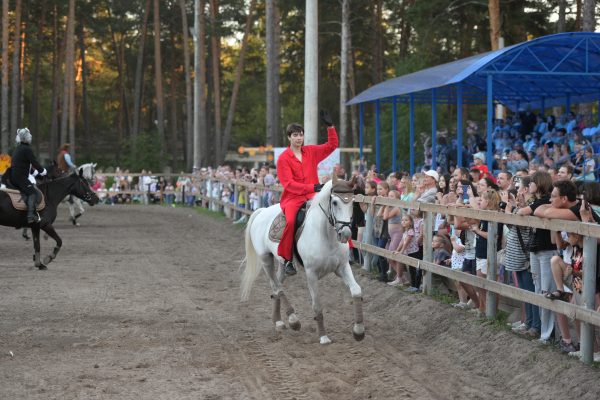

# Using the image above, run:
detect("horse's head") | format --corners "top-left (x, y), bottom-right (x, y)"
top-left (78, 163), bottom-right (96, 184)
top-left (322, 176), bottom-right (355, 244)
top-left (70, 169), bottom-right (100, 206)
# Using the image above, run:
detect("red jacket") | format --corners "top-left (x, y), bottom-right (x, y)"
top-left (277, 126), bottom-right (338, 210)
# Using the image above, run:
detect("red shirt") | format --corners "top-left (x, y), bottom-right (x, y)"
top-left (277, 126), bottom-right (338, 210)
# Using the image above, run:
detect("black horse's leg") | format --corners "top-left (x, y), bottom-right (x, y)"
top-left (41, 224), bottom-right (62, 266)
top-left (22, 228), bottom-right (30, 240)
top-left (31, 225), bottom-right (47, 270)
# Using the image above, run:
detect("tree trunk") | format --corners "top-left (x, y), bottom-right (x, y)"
top-left (339, 0), bottom-right (349, 162)
top-left (68, 59), bottom-right (76, 159)
top-left (10, 0), bottom-right (22, 137)
top-left (193, 0), bottom-right (208, 167)
top-left (170, 69), bottom-right (179, 169)
top-left (582, 0), bottom-right (596, 31)
top-left (49, 5), bottom-right (64, 155)
top-left (371, 0), bottom-right (384, 83)
top-left (209, 0), bottom-right (222, 163)
top-left (153, 0), bottom-right (165, 156)
top-left (488, 0), bottom-right (500, 50)
top-left (60, 0), bottom-right (75, 146)
top-left (575, 0), bottom-right (583, 31)
top-left (265, 0), bottom-right (281, 148)
top-left (347, 45), bottom-right (358, 150)
top-left (557, 0), bottom-right (567, 33)
top-left (132, 0), bottom-right (151, 156)
top-left (222, 0), bottom-right (256, 163)
top-left (78, 17), bottom-right (90, 160)
top-left (1, 0), bottom-right (9, 153)
top-left (178, 0), bottom-right (193, 171)
top-left (30, 0), bottom-right (46, 147)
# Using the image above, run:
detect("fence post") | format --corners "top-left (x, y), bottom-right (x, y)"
top-left (422, 211), bottom-right (434, 294)
top-left (486, 221), bottom-right (498, 319)
top-left (581, 235), bottom-right (597, 364)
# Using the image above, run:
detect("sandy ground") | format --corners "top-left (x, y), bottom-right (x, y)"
top-left (1, 204), bottom-right (600, 400)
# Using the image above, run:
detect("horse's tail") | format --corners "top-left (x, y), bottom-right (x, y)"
top-left (240, 207), bottom-right (264, 302)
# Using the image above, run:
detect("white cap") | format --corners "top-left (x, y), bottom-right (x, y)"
top-left (15, 128), bottom-right (32, 144)
top-left (473, 151), bottom-right (486, 162)
top-left (424, 170), bottom-right (439, 182)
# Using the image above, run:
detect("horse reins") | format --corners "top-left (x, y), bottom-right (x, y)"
top-left (319, 192), bottom-right (353, 234)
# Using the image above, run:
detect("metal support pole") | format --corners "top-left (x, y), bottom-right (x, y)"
top-left (580, 235), bottom-right (597, 364)
top-left (392, 97), bottom-right (398, 172)
top-left (359, 103), bottom-right (364, 161)
top-left (486, 221), bottom-right (498, 319)
top-left (431, 89), bottom-right (437, 170)
top-left (409, 94), bottom-right (415, 175)
top-left (457, 84), bottom-right (463, 168)
top-left (304, 0), bottom-right (318, 144)
top-left (375, 100), bottom-right (381, 173)
top-left (541, 96), bottom-right (546, 116)
top-left (486, 74), bottom-right (494, 172)
top-left (422, 211), bottom-right (434, 294)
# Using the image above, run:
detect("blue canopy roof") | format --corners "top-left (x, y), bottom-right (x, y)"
top-left (348, 32), bottom-right (600, 110)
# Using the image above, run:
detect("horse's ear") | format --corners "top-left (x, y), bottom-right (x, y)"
top-left (93, 163), bottom-right (97, 168)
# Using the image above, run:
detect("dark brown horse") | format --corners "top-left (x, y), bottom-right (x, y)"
top-left (0, 168), bottom-right (99, 269)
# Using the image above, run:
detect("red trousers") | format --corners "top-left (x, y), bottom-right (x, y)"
top-left (277, 201), bottom-right (304, 261)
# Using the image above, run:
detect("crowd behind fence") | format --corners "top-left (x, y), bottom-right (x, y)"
top-left (89, 170), bottom-right (600, 365)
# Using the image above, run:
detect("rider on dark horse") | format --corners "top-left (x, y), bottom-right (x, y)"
top-left (276, 111), bottom-right (338, 276)
top-left (10, 128), bottom-right (47, 224)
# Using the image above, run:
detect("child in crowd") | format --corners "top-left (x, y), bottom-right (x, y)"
top-left (448, 227), bottom-right (473, 309)
top-left (405, 209), bottom-right (424, 293)
top-left (392, 214), bottom-right (420, 287)
top-left (547, 231), bottom-right (583, 353)
top-left (432, 234), bottom-right (451, 267)
top-left (385, 190), bottom-right (407, 286)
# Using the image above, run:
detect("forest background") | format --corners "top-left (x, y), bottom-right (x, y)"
top-left (0, 0), bottom-right (597, 173)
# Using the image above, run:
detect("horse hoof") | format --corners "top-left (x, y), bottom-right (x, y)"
top-left (275, 321), bottom-right (286, 331)
top-left (288, 313), bottom-right (301, 331)
top-left (319, 336), bottom-right (332, 345)
top-left (37, 264), bottom-right (48, 270)
top-left (43, 256), bottom-right (53, 265)
top-left (352, 323), bottom-right (365, 341)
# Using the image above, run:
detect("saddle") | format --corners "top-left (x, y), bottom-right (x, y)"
top-left (268, 202), bottom-right (309, 243)
top-left (0, 168), bottom-right (45, 211)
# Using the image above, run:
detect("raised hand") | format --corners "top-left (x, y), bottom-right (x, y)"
top-left (319, 110), bottom-right (334, 127)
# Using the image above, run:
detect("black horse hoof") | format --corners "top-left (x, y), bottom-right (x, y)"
top-left (43, 256), bottom-right (53, 265)
top-left (289, 320), bottom-right (301, 331)
top-left (22, 234), bottom-right (30, 241)
top-left (36, 264), bottom-right (48, 270)
top-left (353, 331), bottom-right (365, 341)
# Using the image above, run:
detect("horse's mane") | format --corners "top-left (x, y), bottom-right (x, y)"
top-left (309, 180), bottom-right (334, 210)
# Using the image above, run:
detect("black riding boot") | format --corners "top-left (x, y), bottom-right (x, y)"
top-left (26, 195), bottom-right (40, 224)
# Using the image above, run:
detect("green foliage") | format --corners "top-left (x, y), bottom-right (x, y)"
top-left (11, 0), bottom-right (571, 171)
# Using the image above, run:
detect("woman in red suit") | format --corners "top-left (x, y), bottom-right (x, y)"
top-left (277, 111), bottom-right (338, 275)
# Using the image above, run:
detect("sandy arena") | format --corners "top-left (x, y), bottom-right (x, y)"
top-left (1, 204), bottom-right (599, 399)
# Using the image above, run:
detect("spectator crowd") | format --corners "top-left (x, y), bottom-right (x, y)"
top-left (84, 108), bottom-right (600, 362)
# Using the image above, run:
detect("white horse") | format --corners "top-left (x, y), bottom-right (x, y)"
top-left (62, 163), bottom-right (96, 225)
top-left (241, 177), bottom-right (365, 345)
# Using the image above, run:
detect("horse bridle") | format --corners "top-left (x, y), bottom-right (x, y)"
top-left (319, 192), bottom-right (353, 235)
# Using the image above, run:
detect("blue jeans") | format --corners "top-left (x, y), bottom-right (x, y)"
top-left (530, 250), bottom-right (557, 339)
top-left (515, 269), bottom-right (540, 331)
top-left (375, 235), bottom-right (389, 280)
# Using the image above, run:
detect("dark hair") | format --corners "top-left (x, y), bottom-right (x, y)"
top-left (530, 171), bottom-right (553, 197)
top-left (553, 180), bottom-right (578, 202)
top-left (286, 123), bottom-right (304, 137)
top-left (481, 177), bottom-right (499, 191)
top-left (499, 171), bottom-right (512, 180)
top-left (516, 149), bottom-right (529, 162)
top-left (559, 164), bottom-right (574, 176)
top-left (581, 182), bottom-right (600, 205)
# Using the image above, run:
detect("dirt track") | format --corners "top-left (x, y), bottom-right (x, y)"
top-left (1, 204), bottom-right (599, 399)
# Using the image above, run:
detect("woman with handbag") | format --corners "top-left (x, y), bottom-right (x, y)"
top-left (502, 175), bottom-right (538, 335)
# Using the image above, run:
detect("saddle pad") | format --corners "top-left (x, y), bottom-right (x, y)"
top-left (268, 212), bottom-right (306, 243)
top-left (1, 189), bottom-right (46, 212)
